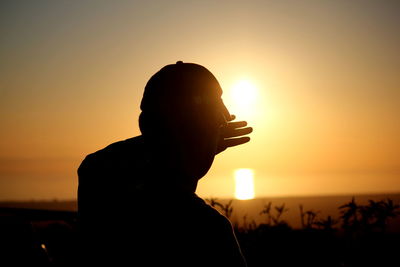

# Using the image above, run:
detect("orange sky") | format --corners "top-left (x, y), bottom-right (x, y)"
top-left (0, 0), bottom-right (399, 200)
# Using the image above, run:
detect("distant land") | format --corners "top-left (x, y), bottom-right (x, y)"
top-left (1, 193), bottom-right (399, 231)
top-left (0, 199), bottom-right (77, 212)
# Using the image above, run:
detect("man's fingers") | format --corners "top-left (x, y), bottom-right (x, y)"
top-left (222, 127), bottom-right (253, 138)
top-left (228, 114), bottom-right (236, 121)
top-left (224, 120), bottom-right (248, 129)
top-left (216, 117), bottom-right (252, 154)
top-left (223, 137), bottom-right (251, 149)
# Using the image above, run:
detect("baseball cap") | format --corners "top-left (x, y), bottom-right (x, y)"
top-left (140, 61), bottom-right (231, 120)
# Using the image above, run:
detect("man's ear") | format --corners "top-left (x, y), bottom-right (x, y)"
top-left (139, 111), bottom-right (165, 136)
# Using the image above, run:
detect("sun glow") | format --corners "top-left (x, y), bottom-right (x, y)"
top-left (228, 79), bottom-right (258, 118)
top-left (234, 169), bottom-right (255, 200)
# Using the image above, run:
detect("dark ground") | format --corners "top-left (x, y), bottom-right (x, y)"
top-left (0, 195), bottom-right (399, 266)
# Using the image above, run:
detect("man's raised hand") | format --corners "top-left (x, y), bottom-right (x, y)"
top-left (216, 115), bottom-right (253, 154)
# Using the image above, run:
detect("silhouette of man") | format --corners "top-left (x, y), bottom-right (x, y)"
top-left (77, 61), bottom-right (252, 266)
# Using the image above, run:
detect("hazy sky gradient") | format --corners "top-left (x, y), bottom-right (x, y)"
top-left (1, 0), bottom-right (399, 200)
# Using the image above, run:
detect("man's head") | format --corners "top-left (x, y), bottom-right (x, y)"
top-left (139, 61), bottom-right (229, 181)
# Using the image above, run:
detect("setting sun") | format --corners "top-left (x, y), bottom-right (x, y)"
top-left (228, 79), bottom-right (258, 118)
top-left (234, 169), bottom-right (255, 200)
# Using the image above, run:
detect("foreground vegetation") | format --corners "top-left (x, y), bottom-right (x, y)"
top-left (1, 198), bottom-right (399, 266)
top-left (207, 197), bottom-right (400, 267)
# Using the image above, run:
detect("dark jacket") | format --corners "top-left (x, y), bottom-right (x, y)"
top-left (77, 136), bottom-right (247, 266)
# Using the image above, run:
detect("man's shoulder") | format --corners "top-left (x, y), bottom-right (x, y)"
top-left (96, 135), bottom-right (144, 156)
top-left (78, 135), bottom-right (144, 173)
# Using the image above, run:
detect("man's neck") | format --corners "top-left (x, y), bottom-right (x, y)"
top-left (142, 135), bottom-right (199, 194)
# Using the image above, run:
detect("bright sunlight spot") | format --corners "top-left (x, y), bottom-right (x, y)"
top-left (228, 79), bottom-right (258, 118)
top-left (234, 168), bottom-right (255, 200)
